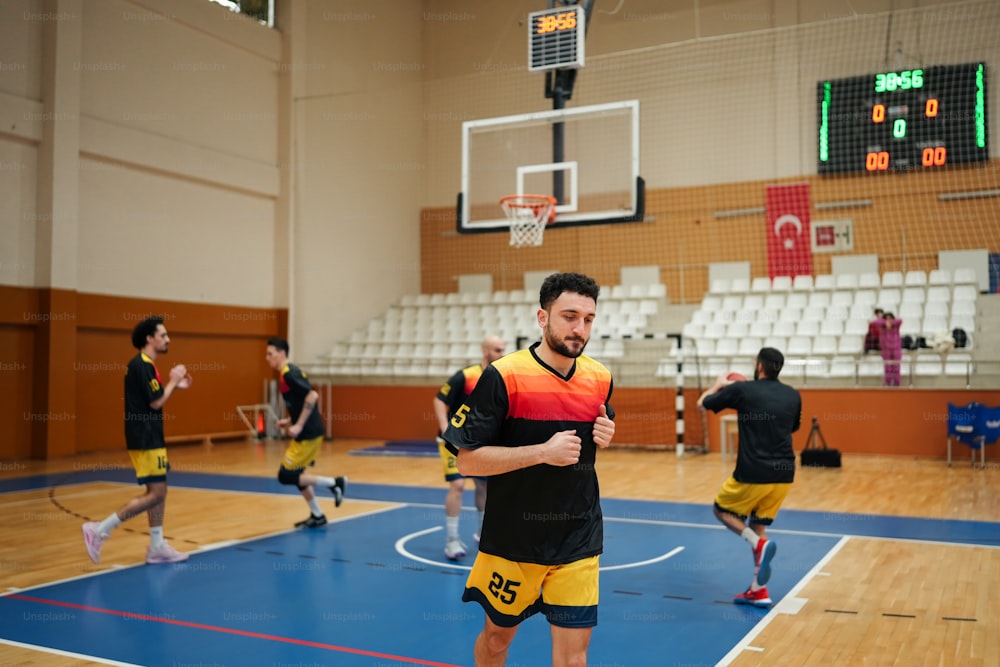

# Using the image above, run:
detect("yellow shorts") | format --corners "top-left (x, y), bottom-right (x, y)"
top-left (462, 552), bottom-right (599, 628)
top-left (714, 476), bottom-right (791, 525)
top-left (438, 438), bottom-right (462, 481)
top-left (128, 448), bottom-right (169, 484)
top-left (283, 436), bottom-right (323, 470)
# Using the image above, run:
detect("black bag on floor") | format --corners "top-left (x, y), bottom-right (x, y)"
top-left (801, 447), bottom-right (842, 468)
top-left (800, 417), bottom-right (842, 468)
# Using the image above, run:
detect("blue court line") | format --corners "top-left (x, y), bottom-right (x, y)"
top-left (3, 469), bottom-right (998, 546)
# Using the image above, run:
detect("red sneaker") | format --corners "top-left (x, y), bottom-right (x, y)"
top-left (753, 538), bottom-right (777, 585)
top-left (734, 586), bottom-right (773, 607)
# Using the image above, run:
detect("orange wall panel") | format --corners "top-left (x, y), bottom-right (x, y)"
top-left (703, 389), bottom-right (1000, 458)
top-left (0, 288), bottom-right (286, 460)
top-left (322, 383), bottom-right (999, 459)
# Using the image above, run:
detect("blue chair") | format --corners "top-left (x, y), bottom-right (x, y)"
top-left (973, 404), bottom-right (1000, 468)
top-left (946, 402), bottom-right (981, 467)
top-left (948, 403), bottom-right (1000, 468)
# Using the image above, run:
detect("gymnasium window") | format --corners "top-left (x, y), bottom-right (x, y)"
top-left (207, 0), bottom-right (275, 28)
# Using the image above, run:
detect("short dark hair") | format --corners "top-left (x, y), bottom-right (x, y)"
top-left (131, 316), bottom-right (164, 350)
top-left (756, 347), bottom-right (785, 379)
top-left (539, 272), bottom-right (600, 310)
top-left (267, 337), bottom-right (290, 354)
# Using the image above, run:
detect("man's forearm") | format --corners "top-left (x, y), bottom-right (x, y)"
top-left (457, 444), bottom-right (545, 477)
top-left (433, 400), bottom-right (450, 435)
top-left (295, 400), bottom-right (315, 428)
top-left (149, 379), bottom-right (179, 410)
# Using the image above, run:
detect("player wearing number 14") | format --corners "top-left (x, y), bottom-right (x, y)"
top-left (444, 272), bottom-right (616, 667)
top-left (82, 316), bottom-right (193, 565)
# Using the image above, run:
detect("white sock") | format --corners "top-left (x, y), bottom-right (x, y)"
top-left (307, 498), bottom-right (323, 516)
top-left (446, 515), bottom-right (459, 540)
top-left (97, 513), bottom-right (122, 536)
top-left (313, 476), bottom-right (336, 487)
top-left (741, 527), bottom-right (760, 549)
top-left (149, 526), bottom-right (164, 549)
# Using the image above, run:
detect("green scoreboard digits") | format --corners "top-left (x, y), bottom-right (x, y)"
top-left (818, 62), bottom-right (987, 174)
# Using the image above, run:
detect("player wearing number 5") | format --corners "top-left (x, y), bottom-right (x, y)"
top-left (434, 334), bottom-right (506, 561)
top-left (444, 273), bottom-right (615, 667)
top-left (82, 316), bottom-right (193, 565)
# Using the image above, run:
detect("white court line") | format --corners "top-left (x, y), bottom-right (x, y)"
top-left (600, 545), bottom-right (684, 571)
top-left (0, 639), bottom-right (143, 666)
top-left (715, 535), bottom-right (852, 666)
top-left (1, 502), bottom-right (408, 597)
top-left (395, 526), bottom-right (466, 570)
top-left (394, 526), bottom-right (685, 572)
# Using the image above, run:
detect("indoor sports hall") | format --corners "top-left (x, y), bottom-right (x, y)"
top-left (1, 1), bottom-right (998, 666)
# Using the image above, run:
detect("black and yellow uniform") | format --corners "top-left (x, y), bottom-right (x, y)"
top-left (436, 364), bottom-right (484, 481)
top-left (702, 378), bottom-right (801, 525)
top-left (279, 363), bottom-right (325, 470)
top-left (702, 378), bottom-right (800, 484)
top-left (445, 345), bottom-right (613, 563)
top-left (124, 352), bottom-right (168, 484)
top-left (445, 343), bottom-right (614, 627)
top-left (279, 363), bottom-right (325, 441)
top-left (437, 364), bottom-right (484, 422)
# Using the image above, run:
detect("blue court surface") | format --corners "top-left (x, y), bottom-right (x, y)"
top-left (1, 471), bottom-right (996, 666)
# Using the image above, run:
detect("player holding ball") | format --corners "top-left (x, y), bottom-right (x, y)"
top-left (697, 348), bottom-right (801, 607)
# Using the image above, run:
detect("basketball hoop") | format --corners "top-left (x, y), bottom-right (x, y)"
top-left (500, 194), bottom-right (557, 247)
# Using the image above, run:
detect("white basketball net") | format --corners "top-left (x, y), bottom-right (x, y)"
top-left (501, 196), bottom-right (555, 248)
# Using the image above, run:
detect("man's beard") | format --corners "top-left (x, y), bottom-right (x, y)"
top-left (544, 324), bottom-right (587, 359)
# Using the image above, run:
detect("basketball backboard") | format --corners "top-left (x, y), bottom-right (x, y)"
top-left (457, 100), bottom-right (643, 233)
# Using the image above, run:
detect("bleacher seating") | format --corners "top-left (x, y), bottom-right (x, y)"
top-left (672, 267), bottom-right (980, 383)
top-left (314, 281), bottom-right (669, 378)
top-left (317, 267), bottom-right (982, 385)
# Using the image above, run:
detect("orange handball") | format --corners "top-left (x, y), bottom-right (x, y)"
top-left (726, 372), bottom-right (748, 382)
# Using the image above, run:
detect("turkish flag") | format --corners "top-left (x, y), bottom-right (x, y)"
top-left (765, 183), bottom-right (813, 279)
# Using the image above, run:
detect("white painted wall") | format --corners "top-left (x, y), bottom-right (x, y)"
top-left (0, 0), bottom-right (994, 361)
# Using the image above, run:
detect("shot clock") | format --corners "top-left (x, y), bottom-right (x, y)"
top-left (818, 62), bottom-right (987, 174)
top-left (527, 4), bottom-right (585, 72)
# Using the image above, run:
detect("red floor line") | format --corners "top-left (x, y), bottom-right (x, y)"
top-left (9, 594), bottom-right (461, 667)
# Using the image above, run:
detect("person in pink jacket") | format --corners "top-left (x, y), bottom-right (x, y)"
top-left (880, 312), bottom-right (903, 386)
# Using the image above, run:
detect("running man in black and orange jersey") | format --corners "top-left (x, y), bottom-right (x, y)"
top-left (433, 334), bottom-right (506, 560)
top-left (266, 338), bottom-right (346, 528)
top-left (82, 315), bottom-right (192, 565)
top-left (444, 272), bottom-right (616, 667)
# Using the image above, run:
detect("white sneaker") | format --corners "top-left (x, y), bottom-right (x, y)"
top-left (146, 541), bottom-right (189, 564)
top-left (444, 538), bottom-right (467, 561)
top-left (82, 522), bottom-right (108, 564)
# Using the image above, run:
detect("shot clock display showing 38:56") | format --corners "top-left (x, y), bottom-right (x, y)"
top-left (818, 62), bottom-right (988, 174)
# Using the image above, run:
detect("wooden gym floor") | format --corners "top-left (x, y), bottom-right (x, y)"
top-left (1, 438), bottom-right (997, 666)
